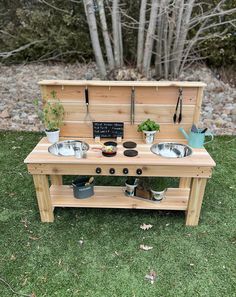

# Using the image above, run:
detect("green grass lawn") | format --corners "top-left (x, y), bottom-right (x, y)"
top-left (0, 131), bottom-right (235, 297)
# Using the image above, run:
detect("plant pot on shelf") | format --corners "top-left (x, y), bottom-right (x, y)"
top-left (150, 188), bottom-right (166, 202)
top-left (45, 129), bottom-right (60, 143)
top-left (125, 177), bottom-right (138, 197)
top-left (143, 130), bottom-right (157, 144)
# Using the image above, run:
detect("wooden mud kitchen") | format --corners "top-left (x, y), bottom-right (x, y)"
top-left (24, 80), bottom-right (216, 226)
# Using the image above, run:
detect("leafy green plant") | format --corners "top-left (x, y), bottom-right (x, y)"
top-left (126, 177), bottom-right (137, 185)
top-left (137, 119), bottom-right (160, 132)
top-left (34, 91), bottom-right (64, 131)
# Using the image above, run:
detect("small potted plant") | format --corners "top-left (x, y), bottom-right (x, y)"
top-left (149, 177), bottom-right (166, 202)
top-left (125, 177), bottom-right (138, 197)
top-left (35, 91), bottom-right (64, 143)
top-left (137, 119), bottom-right (160, 144)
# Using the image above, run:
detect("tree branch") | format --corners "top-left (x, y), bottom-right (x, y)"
top-left (0, 40), bottom-right (43, 59)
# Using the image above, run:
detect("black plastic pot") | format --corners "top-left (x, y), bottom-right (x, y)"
top-left (72, 177), bottom-right (94, 199)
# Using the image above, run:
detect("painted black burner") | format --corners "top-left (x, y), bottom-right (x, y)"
top-left (123, 141), bottom-right (137, 149)
top-left (123, 149), bottom-right (138, 157)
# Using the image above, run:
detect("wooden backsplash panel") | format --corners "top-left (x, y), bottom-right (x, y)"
top-left (60, 122), bottom-right (192, 140)
top-left (42, 85), bottom-right (85, 102)
top-left (39, 80), bottom-right (205, 139)
top-left (42, 85), bottom-right (197, 105)
top-left (135, 86), bottom-right (197, 105)
top-left (62, 103), bottom-right (195, 124)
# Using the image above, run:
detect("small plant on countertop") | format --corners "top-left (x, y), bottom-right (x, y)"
top-left (34, 90), bottom-right (64, 143)
top-left (34, 90), bottom-right (64, 131)
top-left (137, 119), bottom-right (160, 132)
top-left (138, 119), bottom-right (160, 144)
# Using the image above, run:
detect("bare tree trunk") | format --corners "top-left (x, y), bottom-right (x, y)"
top-left (118, 9), bottom-right (123, 67)
top-left (137, 0), bottom-right (147, 71)
top-left (167, 5), bottom-right (175, 52)
top-left (170, 0), bottom-right (184, 75)
top-left (97, 0), bottom-right (115, 70)
top-left (142, 0), bottom-right (159, 77)
top-left (163, 11), bottom-right (169, 79)
top-left (173, 0), bottom-right (195, 77)
top-left (112, 0), bottom-right (123, 67)
top-left (83, 0), bottom-right (107, 78)
top-left (165, 2), bottom-right (175, 78)
top-left (155, 0), bottom-right (164, 78)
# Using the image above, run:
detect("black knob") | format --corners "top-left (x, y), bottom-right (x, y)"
top-left (109, 168), bottom-right (115, 174)
top-left (123, 168), bottom-right (129, 174)
top-left (136, 168), bottom-right (142, 175)
top-left (96, 167), bottom-right (102, 174)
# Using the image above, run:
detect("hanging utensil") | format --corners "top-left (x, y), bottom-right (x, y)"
top-left (84, 86), bottom-right (93, 123)
top-left (173, 88), bottom-right (183, 124)
top-left (178, 89), bottom-right (183, 123)
top-left (130, 87), bottom-right (135, 125)
top-left (132, 87), bottom-right (135, 124)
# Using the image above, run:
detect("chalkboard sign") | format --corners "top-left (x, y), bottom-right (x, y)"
top-left (93, 122), bottom-right (124, 138)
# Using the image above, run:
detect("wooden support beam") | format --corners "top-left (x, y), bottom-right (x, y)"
top-left (32, 175), bottom-right (54, 222)
top-left (179, 177), bottom-right (192, 188)
top-left (185, 178), bottom-right (207, 226)
top-left (50, 175), bottom-right (63, 185)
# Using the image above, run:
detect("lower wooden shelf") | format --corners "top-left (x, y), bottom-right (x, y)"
top-left (50, 185), bottom-right (190, 211)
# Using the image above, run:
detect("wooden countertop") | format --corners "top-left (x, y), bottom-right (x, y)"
top-left (38, 80), bottom-right (207, 87)
top-left (24, 137), bottom-right (216, 167)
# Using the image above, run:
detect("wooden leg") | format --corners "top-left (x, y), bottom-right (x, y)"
top-left (33, 175), bottom-right (54, 222)
top-left (185, 178), bottom-right (207, 226)
top-left (50, 175), bottom-right (62, 185)
top-left (179, 177), bottom-right (192, 188)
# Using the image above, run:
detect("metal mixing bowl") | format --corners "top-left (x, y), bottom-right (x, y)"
top-left (150, 142), bottom-right (192, 158)
top-left (48, 140), bottom-right (89, 157)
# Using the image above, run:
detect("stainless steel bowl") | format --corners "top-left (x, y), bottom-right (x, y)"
top-left (48, 140), bottom-right (89, 157)
top-left (150, 142), bottom-right (192, 158)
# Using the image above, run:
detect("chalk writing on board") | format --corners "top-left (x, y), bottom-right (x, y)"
top-left (93, 122), bottom-right (124, 138)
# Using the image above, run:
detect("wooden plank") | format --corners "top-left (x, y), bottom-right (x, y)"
top-left (41, 85), bottom-right (85, 102)
top-left (179, 177), bottom-right (192, 188)
top-left (50, 185), bottom-right (190, 210)
top-left (60, 122), bottom-right (192, 139)
top-left (135, 87), bottom-right (197, 105)
top-left (24, 138), bottom-right (216, 168)
top-left (185, 178), bottom-right (207, 226)
top-left (39, 80), bottom-right (207, 87)
top-left (27, 163), bottom-right (213, 178)
top-left (193, 87), bottom-right (204, 124)
top-left (88, 86), bottom-right (131, 104)
top-left (62, 103), bottom-right (195, 123)
top-left (25, 152), bottom-right (215, 168)
top-left (32, 175), bottom-right (54, 222)
top-left (37, 136), bottom-right (188, 145)
top-left (50, 175), bottom-right (62, 185)
top-left (42, 85), bottom-right (197, 105)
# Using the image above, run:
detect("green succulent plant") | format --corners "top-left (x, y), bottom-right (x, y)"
top-left (34, 90), bottom-right (64, 132)
top-left (137, 119), bottom-right (160, 132)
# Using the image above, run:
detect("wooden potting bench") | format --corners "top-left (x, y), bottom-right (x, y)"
top-left (24, 80), bottom-right (216, 226)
